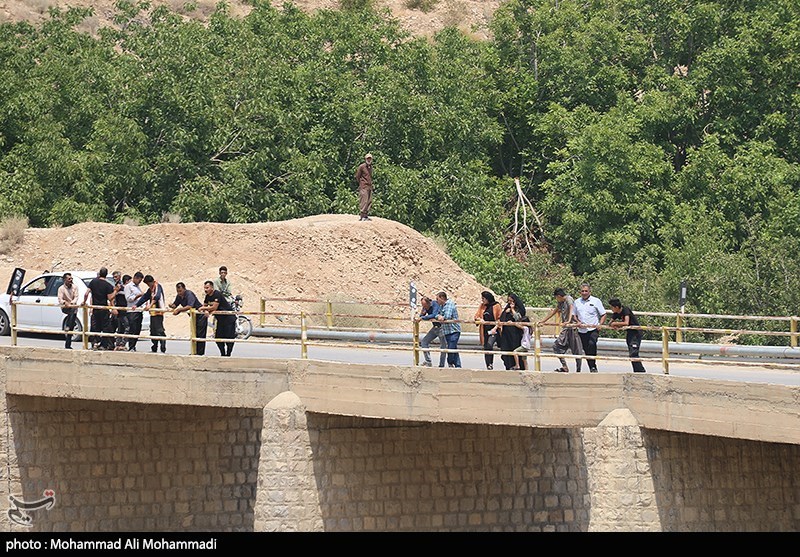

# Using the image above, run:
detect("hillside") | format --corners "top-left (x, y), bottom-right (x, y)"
top-left (0, 215), bottom-right (488, 335)
top-left (0, 0), bottom-right (502, 39)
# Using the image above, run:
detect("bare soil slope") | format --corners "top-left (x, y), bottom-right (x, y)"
top-left (0, 0), bottom-right (502, 39)
top-left (0, 215), bottom-right (487, 336)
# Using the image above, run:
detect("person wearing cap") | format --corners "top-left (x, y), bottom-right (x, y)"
top-left (355, 153), bottom-right (374, 221)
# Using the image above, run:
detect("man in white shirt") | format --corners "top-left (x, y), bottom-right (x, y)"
top-left (573, 283), bottom-right (606, 373)
top-left (57, 273), bottom-right (79, 349)
top-left (124, 271), bottom-right (146, 351)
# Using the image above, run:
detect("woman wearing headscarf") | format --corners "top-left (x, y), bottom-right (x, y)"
top-left (491, 293), bottom-right (526, 370)
top-left (474, 291), bottom-right (502, 370)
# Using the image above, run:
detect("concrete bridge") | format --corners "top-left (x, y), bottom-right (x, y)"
top-left (1, 346), bottom-right (798, 532)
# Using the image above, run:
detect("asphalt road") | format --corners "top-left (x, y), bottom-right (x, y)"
top-left (3, 332), bottom-right (800, 387)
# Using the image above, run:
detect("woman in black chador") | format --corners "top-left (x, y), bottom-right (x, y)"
top-left (491, 293), bottom-right (526, 370)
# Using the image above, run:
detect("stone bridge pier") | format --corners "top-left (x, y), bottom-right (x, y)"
top-left (254, 394), bottom-right (798, 532)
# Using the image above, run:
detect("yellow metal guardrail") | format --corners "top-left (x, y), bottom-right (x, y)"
top-left (8, 299), bottom-right (800, 374)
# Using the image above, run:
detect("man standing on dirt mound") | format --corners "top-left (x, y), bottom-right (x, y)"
top-left (355, 153), bottom-right (374, 221)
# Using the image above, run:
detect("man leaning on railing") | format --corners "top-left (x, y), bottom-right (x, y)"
top-left (170, 282), bottom-right (207, 356)
top-left (436, 291), bottom-right (461, 368)
top-left (608, 298), bottom-right (646, 373)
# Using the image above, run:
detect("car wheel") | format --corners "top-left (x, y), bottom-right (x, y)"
top-left (0, 309), bottom-right (9, 336)
top-left (62, 316), bottom-right (83, 343)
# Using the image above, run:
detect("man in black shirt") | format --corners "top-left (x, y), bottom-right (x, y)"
top-left (608, 298), bottom-right (646, 373)
top-left (135, 275), bottom-right (167, 353)
top-left (82, 267), bottom-right (116, 350)
top-left (200, 280), bottom-right (235, 357)
top-left (170, 282), bottom-right (207, 356)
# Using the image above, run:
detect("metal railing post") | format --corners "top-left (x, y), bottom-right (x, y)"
top-left (82, 305), bottom-right (89, 350)
top-left (413, 319), bottom-right (420, 366)
top-left (661, 326), bottom-right (670, 375)
top-left (326, 300), bottom-right (333, 329)
top-left (259, 298), bottom-right (266, 328)
top-left (791, 316), bottom-right (798, 349)
top-left (300, 311), bottom-right (308, 359)
top-left (676, 312), bottom-right (684, 343)
top-left (534, 322), bottom-right (541, 372)
top-left (189, 308), bottom-right (197, 356)
top-left (10, 302), bottom-right (17, 346)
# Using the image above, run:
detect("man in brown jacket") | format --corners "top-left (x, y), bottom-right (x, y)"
top-left (355, 153), bottom-right (374, 221)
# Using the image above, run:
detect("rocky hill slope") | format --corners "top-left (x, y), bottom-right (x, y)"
top-left (1, 0), bottom-right (502, 39)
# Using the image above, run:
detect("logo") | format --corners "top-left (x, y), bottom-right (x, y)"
top-left (7, 490), bottom-right (56, 527)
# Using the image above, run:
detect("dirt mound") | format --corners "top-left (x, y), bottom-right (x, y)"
top-left (0, 214), bottom-right (487, 335)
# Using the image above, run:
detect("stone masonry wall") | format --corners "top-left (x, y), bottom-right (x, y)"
top-left (299, 412), bottom-right (800, 531)
top-left (254, 392), bottom-right (323, 531)
top-left (3, 392), bottom-right (799, 532)
top-left (306, 414), bottom-right (591, 532)
top-left (582, 408), bottom-right (800, 531)
top-left (0, 372), bottom-right (23, 531)
top-left (2, 395), bottom-right (262, 532)
top-left (645, 429), bottom-right (800, 531)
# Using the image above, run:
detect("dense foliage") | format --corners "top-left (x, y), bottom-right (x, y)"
top-left (0, 0), bottom-right (798, 328)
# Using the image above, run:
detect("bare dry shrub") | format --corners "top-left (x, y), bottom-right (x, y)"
top-left (339, 0), bottom-right (375, 10)
top-left (27, 0), bottom-right (53, 15)
top-left (75, 15), bottom-right (99, 35)
top-left (426, 232), bottom-right (449, 255)
top-left (122, 216), bottom-right (141, 226)
top-left (405, 0), bottom-right (439, 12)
top-left (161, 212), bottom-right (182, 224)
top-left (0, 215), bottom-right (29, 255)
top-left (442, 0), bottom-right (466, 27)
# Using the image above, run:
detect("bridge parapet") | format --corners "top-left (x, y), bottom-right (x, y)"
top-left (1, 346), bottom-right (798, 446)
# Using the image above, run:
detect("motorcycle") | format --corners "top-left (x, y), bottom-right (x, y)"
top-left (232, 294), bottom-right (253, 340)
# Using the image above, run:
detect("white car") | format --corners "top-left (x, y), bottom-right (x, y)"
top-left (0, 270), bottom-right (149, 339)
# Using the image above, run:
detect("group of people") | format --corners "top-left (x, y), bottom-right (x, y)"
top-left (416, 283), bottom-right (646, 373)
top-left (415, 291), bottom-right (463, 368)
top-left (56, 265), bottom-right (240, 357)
top-left (58, 261), bottom-right (644, 371)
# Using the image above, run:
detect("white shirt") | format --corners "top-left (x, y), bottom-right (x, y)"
top-left (574, 295), bottom-right (605, 333)
top-left (125, 281), bottom-right (144, 308)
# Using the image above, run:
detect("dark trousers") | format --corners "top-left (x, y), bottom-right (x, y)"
top-left (553, 327), bottom-right (582, 372)
top-left (150, 314), bottom-right (166, 352)
top-left (194, 314), bottom-right (208, 356)
top-left (63, 310), bottom-right (77, 348)
top-left (90, 309), bottom-right (113, 349)
top-left (113, 312), bottom-right (129, 347)
top-left (579, 329), bottom-right (600, 370)
top-left (627, 330), bottom-right (646, 372)
top-left (482, 326), bottom-right (496, 369)
top-left (127, 312), bottom-right (143, 350)
top-left (444, 331), bottom-right (461, 368)
top-left (215, 315), bottom-right (235, 356)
